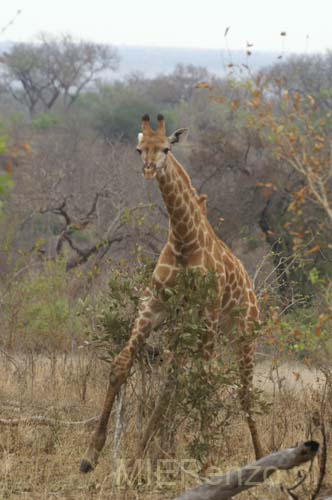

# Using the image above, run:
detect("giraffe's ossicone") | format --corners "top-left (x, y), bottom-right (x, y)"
top-left (80, 114), bottom-right (263, 473)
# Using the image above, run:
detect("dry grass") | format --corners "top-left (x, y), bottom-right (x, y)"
top-left (0, 350), bottom-right (330, 500)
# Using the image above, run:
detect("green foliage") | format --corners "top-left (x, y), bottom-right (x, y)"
top-left (78, 85), bottom-right (178, 142)
top-left (3, 258), bottom-right (81, 351)
top-left (88, 261), bottom-right (154, 360)
top-left (308, 267), bottom-right (324, 287)
top-left (0, 174), bottom-right (14, 214)
top-left (92, 265), bottom-right (262, 464)
top-left (0, 135), bottom-right (7, 154)
top-left (32, 112), bottom-right (58, 131)
top-left (264, 304), bottom-right (332, 362)
top-left (0, 173), bottom-right (14, 196)
top-left (281, 311), bottom-right (320, 355)
top-left (81, 86), bottom-right (158, 141)
top-left (161, 270), bottom-right (242, 463)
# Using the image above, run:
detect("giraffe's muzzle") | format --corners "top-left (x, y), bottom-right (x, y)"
top-left (143, 163), bottom-right (157, 179)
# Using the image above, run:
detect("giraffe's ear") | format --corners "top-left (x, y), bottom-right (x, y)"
top-left (168, 128), bottom-right (189, 145)
top-left (137, 132), bottom-right (144, 144)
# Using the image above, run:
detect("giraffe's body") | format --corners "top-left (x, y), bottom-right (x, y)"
top-left (80, 115), bottom-right (263, 473)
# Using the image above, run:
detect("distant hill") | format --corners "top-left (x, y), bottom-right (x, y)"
top-left (116, 46), bottom-right (285, 78)
top-left (0, 41), bottom-right (286, 80)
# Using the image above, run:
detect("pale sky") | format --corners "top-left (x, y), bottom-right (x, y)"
top-left (1, 0), bottom-right (331, 53)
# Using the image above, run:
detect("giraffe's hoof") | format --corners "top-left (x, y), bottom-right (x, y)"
top-left (80, 459), bottom-right (94, 473)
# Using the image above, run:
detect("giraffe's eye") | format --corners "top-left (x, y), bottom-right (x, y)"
top-left (163, 147), bottom-right (170, 154)
top-left (136, 148), bottom-right (142, 155)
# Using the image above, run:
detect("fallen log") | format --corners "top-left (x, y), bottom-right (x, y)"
top-left (172, 441), bottom-right (319, 500)
top-left (0, 415), bottom-right (99, 426)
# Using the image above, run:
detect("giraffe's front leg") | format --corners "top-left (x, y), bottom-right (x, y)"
top-left (80, 288), bottom-right (165, 473)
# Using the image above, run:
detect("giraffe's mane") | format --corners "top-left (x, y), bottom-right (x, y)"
top-left (170, 153), bottom-right (233, 262)
top-left (169, 152), bottom-right (207, 215)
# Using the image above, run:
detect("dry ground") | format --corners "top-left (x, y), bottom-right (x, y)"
top-left (0, 351), bottom-right (330, 500)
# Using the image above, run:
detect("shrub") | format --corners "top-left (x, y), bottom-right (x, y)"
top-left (90, 264), bottom-right (265, 464)
top-left (3, 258), bottom-right (82, 352)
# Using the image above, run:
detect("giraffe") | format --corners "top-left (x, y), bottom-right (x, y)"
top-left (80, 114), bottom-right (263, 473)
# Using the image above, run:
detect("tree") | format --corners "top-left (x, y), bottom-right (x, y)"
top-left (88, 85), bottom-right (160, 141)
top-left (9, 124), bottom-right (164, 270)
top-left (0, 34), bottom-right (119, 116)
top-left (78, 68), bottom-right (203, 141)
top-left (147, 63), bottom-right (212, 106)
top-left (226, 73), bottom-right (332, 300)
top-left (265, 53), bottom-right (332, 111)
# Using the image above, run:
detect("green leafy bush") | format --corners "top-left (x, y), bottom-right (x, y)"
top-left (3, 258), bottom-right (82, 351)
top-left (90, 264), bottom-right (265, 464)
top-left (79, 86), bottom-right (177, 142)
top-left (32, 112), bottom-right (58, 131)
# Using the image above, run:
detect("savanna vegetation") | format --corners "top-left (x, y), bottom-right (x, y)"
top-left (1, 33), bottom-right (332, 499)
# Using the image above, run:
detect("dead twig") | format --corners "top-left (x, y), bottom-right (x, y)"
top-left (281, 469), bottom-right (309, 499)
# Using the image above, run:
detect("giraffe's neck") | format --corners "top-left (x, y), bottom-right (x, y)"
top-left (157, 153), bottom-right (202, 250)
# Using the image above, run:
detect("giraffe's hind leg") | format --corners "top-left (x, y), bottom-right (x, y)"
top-left (237, 336), bottom-right (264, 459)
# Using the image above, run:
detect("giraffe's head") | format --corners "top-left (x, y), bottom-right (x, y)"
top-left (136, 114), bottom-right (188, 179)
